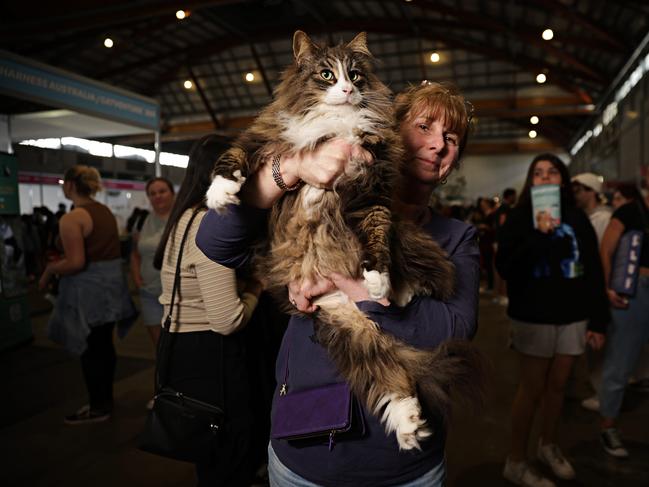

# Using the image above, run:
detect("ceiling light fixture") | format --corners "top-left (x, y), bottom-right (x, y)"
top-left (183, 80), bottom-right (193, 89)
top-left (530, 116), bottom-right (539, 125)
top-left (104, 38), bottom-right (114, 48)
top-left (176, 10), bottom-right (187, 20)
top-left (245, 72), bottom-right (255, 82)
top-left (542, 29), bottom-right (554, 41)
top-left (528, 130), bottom-right (538, 139)
top-left (430, 52), bottom-right (440, 63)
top-left (536, 73), bottom-right (547, 84)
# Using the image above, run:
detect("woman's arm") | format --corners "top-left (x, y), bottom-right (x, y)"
top-left (239, 139), bottom-right (372, 209)
top-left (600, 217), bottom-right (628, 309)
top-left (130, 233), bottom-right (143, 288)
top-left (194, 248), bottom-right (261, 334)
top-left (38, 212), bottom-right (88, 289)
top-left (406, 224), bottom-right (480, 341)
top-left (196, 139), bottom-right (372, 266)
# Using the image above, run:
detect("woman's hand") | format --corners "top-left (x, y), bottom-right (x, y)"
top-left (287, 272), bottom-right (390, 313)
top-left (288, 276), bottom-right (336, 313)
top-left (38, 267), bottom-right (52, 291)
top-left (283, 139), bottom-right (373, 189)
top-left (586, 331), bottom-right (605, 351)
top-left (133, 272), bottom-right (143, 289)
top-left (606, 288), bottom-right (629, 309)
top-left (535, 210), bottom-right (556, 234)
top-left (329, 272), bottom-right (389, 306)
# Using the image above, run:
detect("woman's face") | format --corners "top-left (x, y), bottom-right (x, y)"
top-left (532, 160), bottom-right (562, 186)
top-left (612, 190), bottom-right (630, 209)
top-left (400, 111), bottom-right (460, 185)
top-left (147, 181), bottom-right (174, 215)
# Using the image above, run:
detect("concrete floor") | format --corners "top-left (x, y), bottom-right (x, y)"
top-left (2, 289), bottom-right (648, 487)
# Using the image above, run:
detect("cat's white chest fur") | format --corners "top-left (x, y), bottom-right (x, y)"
top-left (280, 105), bottom-right (379, 150)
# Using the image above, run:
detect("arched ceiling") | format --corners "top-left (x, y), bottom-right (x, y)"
top-left (2, 0), bottom-right (648, 155)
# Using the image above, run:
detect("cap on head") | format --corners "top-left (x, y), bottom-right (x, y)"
top-left (571, 172), bottom-right (604, 194)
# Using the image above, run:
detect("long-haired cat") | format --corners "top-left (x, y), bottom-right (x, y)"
top-left (206, 31), bottom-right (484, 450)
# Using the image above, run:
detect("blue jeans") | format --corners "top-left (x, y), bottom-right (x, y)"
top-left (599, 275), bottom-right (649, 418)
top-left (268, 443), bottom-right (446, 487)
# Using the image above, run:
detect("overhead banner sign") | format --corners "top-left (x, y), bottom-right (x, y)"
top-left (0, 50), bottom-right (159, 130)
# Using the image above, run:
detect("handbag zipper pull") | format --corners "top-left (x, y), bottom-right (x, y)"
top-left (279, 383), bottom-right (287, 396)
top-left (328, 431), bottom-right (335, 451)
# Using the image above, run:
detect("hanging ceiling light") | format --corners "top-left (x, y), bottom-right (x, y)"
top-left (430, 52), bottom-right (440, 63)
top-left (103, 38), bottom-right (114, 48)
top-left (542, 29), bottom-right (554, 41)
top-left (245, 72), bottom-right (255, 82)
top-left (183, 80), bottom-right (193, 89)
top-left (530, 116), bottom-right (539, 125)
top-left (176, 10), bottom-right (187, 20)
top-left (529, 130), bottom-right (538, 139)
top-left (536, 73), bottom-right (547, 84)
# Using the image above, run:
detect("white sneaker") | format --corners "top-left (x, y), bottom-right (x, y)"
top-left (146, 398), bottom-right (155, 410)
top-left (503, 457), bottom-right (556, 487)
top-left (537, 441), bottom-right (576, 479)
top-left (600, 428), bottom-right (629, 458)
top-left (580, 395), bottom-right (599, 412)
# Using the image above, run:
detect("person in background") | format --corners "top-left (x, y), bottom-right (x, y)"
top-left (597, 182), bottom-right (649, 458)
top-left (154, 136), bottom-right (262, 486)
top-left (496, 154), bottom-right (608, 487)
top-left (493, 188), bottom-right (517, 306)
top-left (571, 172), bottom-right (611, 244)
top-left (40, 165), bottom-right (136, 424)
top-left (472, 196), bottom-right (497, 292)
top-left (196, 81), bottom-right (480, 487)
top-left (569, 172), bottom-right (612, 413)
top-left (130, 177), bottom-right (175, 346)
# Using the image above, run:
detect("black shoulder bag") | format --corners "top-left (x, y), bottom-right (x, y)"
top-left (139, 210), bottom-right (225, 463)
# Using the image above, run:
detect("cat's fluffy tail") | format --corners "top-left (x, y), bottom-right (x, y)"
top-left (314, 299), bottom-right (487, 450)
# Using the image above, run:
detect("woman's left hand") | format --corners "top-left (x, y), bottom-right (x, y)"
top-left (38, 267), bottom-right (52, 291)
top-left (606, 288), bottom-right (628, 309)
top-left (586, 331), bottom-right (605, 351)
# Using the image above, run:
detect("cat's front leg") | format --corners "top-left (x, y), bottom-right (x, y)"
top-left (205, 147), bottom-right (248, 212)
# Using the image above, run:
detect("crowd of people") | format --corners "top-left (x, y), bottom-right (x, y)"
top-left (23, 80), bottom-right (647, 487)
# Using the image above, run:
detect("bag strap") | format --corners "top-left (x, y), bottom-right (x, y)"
top-left (155, 209), bottom-right (201, 391)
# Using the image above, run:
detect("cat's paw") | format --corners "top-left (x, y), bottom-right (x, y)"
top-left (205, 170), bottom-right (246, 211)
top-left (377, 394), bottom-right (432, 451)
top-left (362, 269), bottom-right (391, 300)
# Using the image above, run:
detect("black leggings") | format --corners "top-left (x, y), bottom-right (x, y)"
top-left (165, 330), bottom-right (255, 487)
top-left (80, 322), bottom-right (116, 411)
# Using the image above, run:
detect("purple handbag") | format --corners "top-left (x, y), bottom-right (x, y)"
top-left (270, 347), bottom-right (365, 450)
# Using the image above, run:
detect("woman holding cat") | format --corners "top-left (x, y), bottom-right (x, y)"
top-left (197, 80), bottom-right (478, 487)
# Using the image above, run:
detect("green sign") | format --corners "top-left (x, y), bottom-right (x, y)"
top-left (0, 153), bottom-right (19, 215)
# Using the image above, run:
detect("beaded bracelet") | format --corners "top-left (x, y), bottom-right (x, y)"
top-left (271, 154), bottom-right (303, 191)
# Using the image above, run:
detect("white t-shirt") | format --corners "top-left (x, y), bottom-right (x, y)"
top-left (588, 205), bottom-right (612, 244)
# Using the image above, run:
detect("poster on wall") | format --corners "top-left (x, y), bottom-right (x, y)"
top-left (0, 152), bottom-right (19, 215)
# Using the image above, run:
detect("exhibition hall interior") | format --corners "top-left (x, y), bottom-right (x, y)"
top-left (1, 1), bottom-right (648, 486)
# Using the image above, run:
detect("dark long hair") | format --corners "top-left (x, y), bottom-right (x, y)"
top-left (615, 181), bottom-right (649, 222)
top-left (153, 135), bottom-right (225, 269)
top-left (517, 153), bottom-right (575, 210)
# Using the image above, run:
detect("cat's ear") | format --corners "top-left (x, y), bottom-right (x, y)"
top-left (346, 32), bottom-right (372, 57)
top-left (293, 30), bottom-right (318, 64)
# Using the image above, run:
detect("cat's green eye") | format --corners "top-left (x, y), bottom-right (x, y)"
top-left (320, 69), bottom-right (335, 81)
top-left (349, 71), bottom-right (360, 82)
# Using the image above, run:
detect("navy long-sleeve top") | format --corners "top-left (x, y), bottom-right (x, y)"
top-left (196, 203), bottom-right (479, 487)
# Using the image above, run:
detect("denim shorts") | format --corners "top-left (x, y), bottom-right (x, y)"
top-left (510, 319), bottom-right (587, 358)
top-left (267, 443), bottom-right (446, 487)
top-left (139, 288), bottom-right (164, 326)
